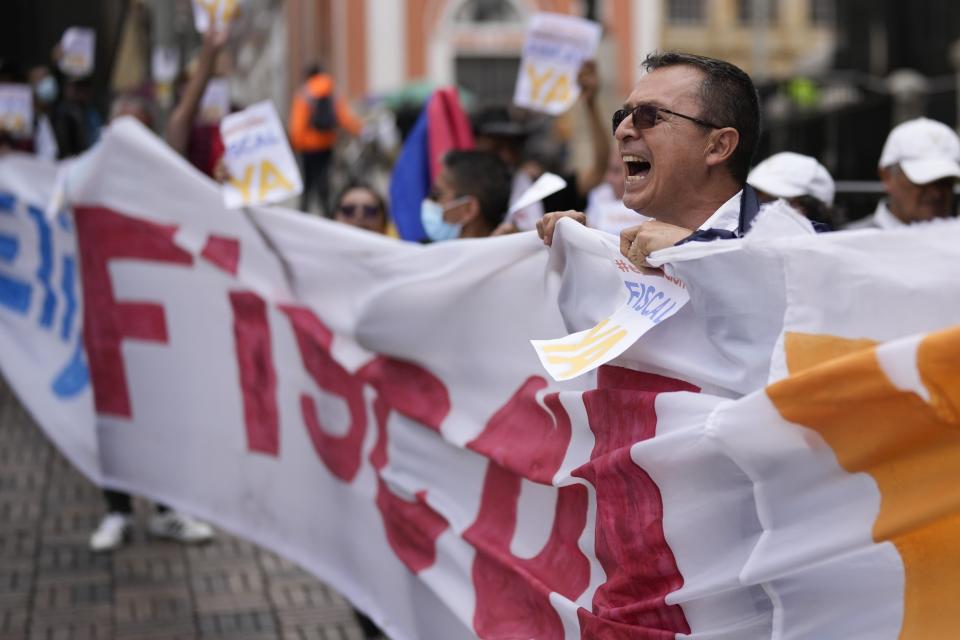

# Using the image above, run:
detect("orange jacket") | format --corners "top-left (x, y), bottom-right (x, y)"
top-left (288, 74), bottom-right (363, 152)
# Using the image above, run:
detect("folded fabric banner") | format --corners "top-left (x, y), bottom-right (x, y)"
top-left (1, 119), bottom-right (959, 640)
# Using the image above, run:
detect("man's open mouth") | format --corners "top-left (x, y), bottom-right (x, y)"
top-left (623, 155), bottom-right (651, 180)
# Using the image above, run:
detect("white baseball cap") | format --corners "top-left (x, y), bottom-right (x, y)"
top-left (878, 117), bottom-right (960, 184)
top-left (747, 152), bottom-right (835, 207)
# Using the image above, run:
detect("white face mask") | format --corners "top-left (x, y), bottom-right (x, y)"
top-left (420, 198), bottom-right (467, 242)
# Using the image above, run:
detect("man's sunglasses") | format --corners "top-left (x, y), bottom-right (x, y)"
top-left (338, 203), bottom-right (381, 219)
top-left (611, 104), bottom-right (721, 136)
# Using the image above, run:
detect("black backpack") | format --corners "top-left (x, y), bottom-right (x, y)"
top-left (309, 93), bottom-right (336, 132)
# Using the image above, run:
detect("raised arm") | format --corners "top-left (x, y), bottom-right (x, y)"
top-left (165, 28), bottom-right (228, 156)
top-left (574, 60), bottom-right (611, 198)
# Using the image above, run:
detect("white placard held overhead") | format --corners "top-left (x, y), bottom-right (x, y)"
top-left (0, 84), bottom-right (33, 138)
top-left (192, 0), bottom-right (240, 33)
top-left (59, 27), bottom-right (96, 78)
top-left (513, 12), bottom-right (602, 116)
top-left (220, 101), bottom-right (303, 208)
top-left (198, 78), bottom-right (231, 124)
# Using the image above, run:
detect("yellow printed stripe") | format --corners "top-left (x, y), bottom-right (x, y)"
top-left (541, 319), bottom-right (628, 379)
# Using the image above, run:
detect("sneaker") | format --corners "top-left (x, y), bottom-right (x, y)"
top-left (89, 513), bottom-right (132, 551)
top-left (148, 511), bottom-right (214, 543)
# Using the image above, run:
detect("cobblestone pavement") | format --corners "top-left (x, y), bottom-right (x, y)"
top-left (0, 377), bottom-right (370, 640)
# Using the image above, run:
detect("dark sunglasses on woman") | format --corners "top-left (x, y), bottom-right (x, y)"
top-left (338, 204), bottom-right (381, 219)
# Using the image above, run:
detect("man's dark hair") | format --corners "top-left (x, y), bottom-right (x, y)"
top-left (443, 150), bottom-right (512, 230)
top-left (642, 52), bottom-right (760, 184)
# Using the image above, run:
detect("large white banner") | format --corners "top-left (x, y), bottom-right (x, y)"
top-left (3, 120), bottom-right (960, 639)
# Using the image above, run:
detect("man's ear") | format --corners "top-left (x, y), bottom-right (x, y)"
top-left (704, 127), bottom-right (740, 168)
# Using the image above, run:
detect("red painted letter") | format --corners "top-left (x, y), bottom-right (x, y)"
top-left (574, 365), bottom-right (698, 638)
top-left (281, 305), bottom-right (367, 482)
top-left (75, 207), bottom-right (193, 417)
top-left (359, 356), bottom-right (452, 573)
top-left (464, 377), bottom-right (590, 639)
top-left (230, 291), bottom-right (279, 455)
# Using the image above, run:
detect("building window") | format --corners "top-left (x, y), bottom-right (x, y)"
top-left (453, 0), bottom-right (521, 23)
top-left (809, 0), bottom-right (834, 26)
top-left (667, 0), bottom-right (706, 25)
top-left (737, 0), bottom-right (779, 25)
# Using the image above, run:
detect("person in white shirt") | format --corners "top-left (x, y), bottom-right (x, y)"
top-left (747, 152), bottom-right (835, 227)
top-left (537, 52), bottom-right (764, 268)
top-left (846, 117), bottom-right (960, 230)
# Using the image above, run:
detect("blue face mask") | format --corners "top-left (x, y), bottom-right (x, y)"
top-left (421, 198), bottom-right (463, 242)
top-left (35, 76), bottom-right (58, 105)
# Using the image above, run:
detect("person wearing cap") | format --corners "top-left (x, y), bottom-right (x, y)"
top-left (747, 152), bottom-right (835, 227)
top-left (847, 117), bottom-right (960, 230)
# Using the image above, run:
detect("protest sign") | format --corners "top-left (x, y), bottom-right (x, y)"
top-left (220, 101), bottom-right (302, 208)
top-left (532, 222), bottom-right (689, 380)
top-left (192, 0), bottom-right (239, 33)
top-left (59, 27), bottom-right (96, 78)
top-left (513, 12), bottom-right (601, 115)
top-left (0, 84), bottom-right (33, 138)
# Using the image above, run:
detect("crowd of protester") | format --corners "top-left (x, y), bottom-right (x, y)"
top-left (2, 21), bottom-right (960, 640)
top-left (4, 29), bottom-right (957, 241)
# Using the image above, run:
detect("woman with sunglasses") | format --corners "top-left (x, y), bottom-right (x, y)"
top-left (332, 183), bottom-right (390, 235)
